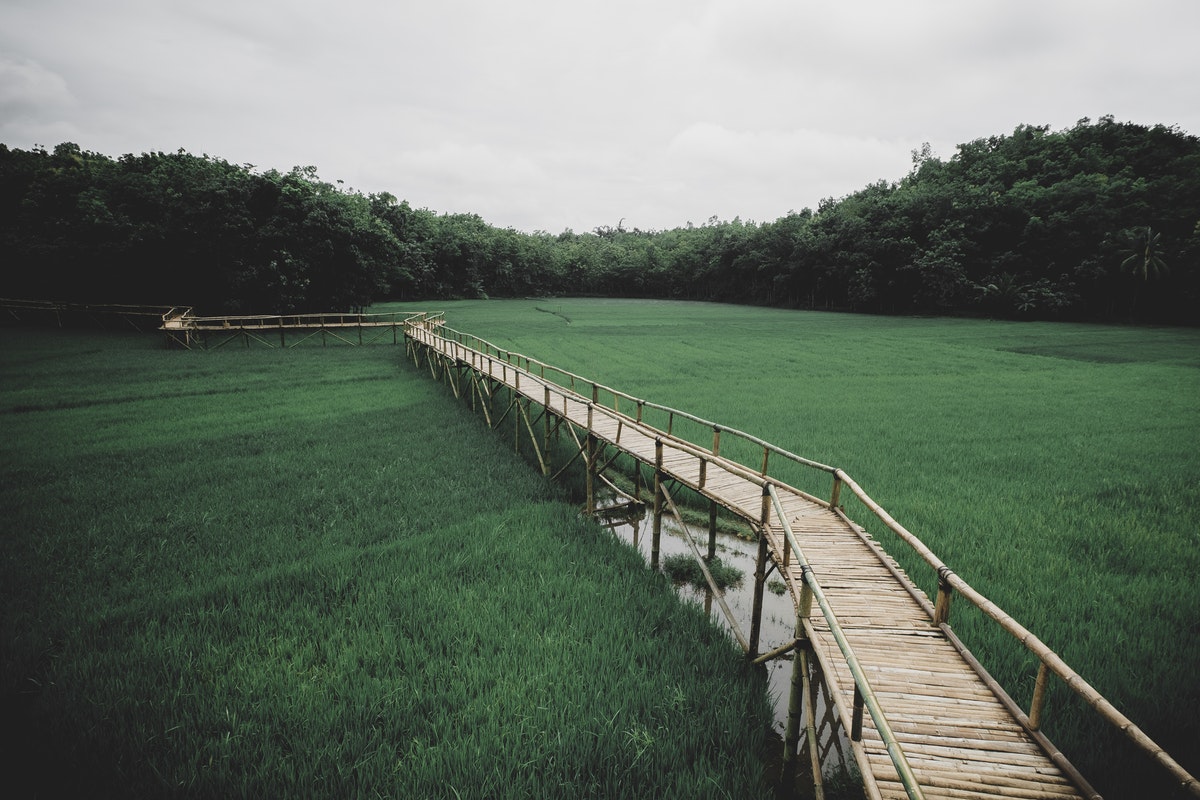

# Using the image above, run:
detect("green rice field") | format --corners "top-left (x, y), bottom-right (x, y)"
top-left (3, 299), bottom-right (1198, 799)
top-left (0, 323), bottom-right (774, 799)
top-left (388, 298), bottom-right (1200, 799)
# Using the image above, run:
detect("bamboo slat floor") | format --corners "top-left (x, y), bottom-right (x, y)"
top-left (406, 323), bottom-right (1088, 800)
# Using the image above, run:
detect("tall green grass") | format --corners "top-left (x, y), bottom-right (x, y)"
top-left (0, 326), bottom-right (774, 799)
top-left (384, 298), bottom-right (1200, 799)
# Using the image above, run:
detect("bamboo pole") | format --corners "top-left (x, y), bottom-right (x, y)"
top-left (749, 485), bottom-right (771, 657)
top-left (802, 647), bottom-right (826, 800)
top-left (707, 500), bottom-right (717, 562)
top-left (783, 619), bottom-right (806, 779)
top-left (659, 482), bottom-right (749, 652)
top-left (543, 386), bottom-right (552, 474)
top-left (652, 438), bottom-right (663, 570)
top-left (933, 566), bottom-right (953, 626)
top-left (585, 432), bottom-right (596, 515)
top-left (1029, 661), bottom-right (1050, 731)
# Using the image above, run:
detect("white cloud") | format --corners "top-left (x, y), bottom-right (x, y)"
top-left (0, 56), bottom-right (73, 113)
top-left (1, 0), bottom-right (1198, 231)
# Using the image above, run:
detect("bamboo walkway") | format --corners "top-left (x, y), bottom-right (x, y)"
top-left (159, 308), bottom-right (407, 349)
top-left (403, 314), bottom-right (1198, 800)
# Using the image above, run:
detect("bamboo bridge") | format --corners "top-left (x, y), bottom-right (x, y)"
top-left (159, 307), bottom-right (407, 349)
top-left (402, 312), bottom-right (1198, 800)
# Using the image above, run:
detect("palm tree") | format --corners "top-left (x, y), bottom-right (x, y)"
top-left (1120, 226), bottom-right (1168, 317)
top-left (1121, 225), bottom-right (1168, 281)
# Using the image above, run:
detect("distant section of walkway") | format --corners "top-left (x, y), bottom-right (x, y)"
top-left (403, 312), bottom-right (1199, 800)
top-left (159, 308), bottom-right (420, 349)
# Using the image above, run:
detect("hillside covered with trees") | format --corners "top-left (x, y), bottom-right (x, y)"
top-left (2, 116), bottom-right (1197, 323)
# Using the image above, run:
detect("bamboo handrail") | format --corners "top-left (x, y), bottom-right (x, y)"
top-left (403, 314), bottom-right (1200, 799)
top-left (768, 484), bottom-right (925, 800)
top-left (431, 323), bottom-right (838, 478)
top-left (832, 473), bottom-right (1200, 797)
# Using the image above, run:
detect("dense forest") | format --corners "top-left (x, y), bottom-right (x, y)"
top-left (2, 116), bottom-right (1197, 323)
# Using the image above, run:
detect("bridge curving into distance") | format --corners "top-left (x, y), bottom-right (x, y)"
top-left (403, 311), bottom-right (1197, 800)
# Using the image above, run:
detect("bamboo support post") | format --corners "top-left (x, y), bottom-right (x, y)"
top-left (802, 647), bottom-right (826, 800)
top-left (749, 485), bottom-right (771, 657)
top-left (707, 501), bottom-right (717, 562)
top-left (652, 439), bottom-right (663, 570)
top-left (585, 432), bottom-right (596, 515)
top-left (851, 687), bottom-right (864, 742)
top-left (782, 617), bottom-right (806, 775)
top-left (543, 386), bottom-right (552, 473)
top-left (519, 401), bottom-right (548, 476)
top-left (514, 393), bottom-right (520, 453)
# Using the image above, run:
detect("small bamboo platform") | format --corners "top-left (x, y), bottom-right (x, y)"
top-left (403, 313), bottom-right (1199, 800)
top-left (160, 308), bottom-right (412, 349)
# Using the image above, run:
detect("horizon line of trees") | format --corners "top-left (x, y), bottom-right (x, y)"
top-left (1, 115), bottom-right (1197, 324)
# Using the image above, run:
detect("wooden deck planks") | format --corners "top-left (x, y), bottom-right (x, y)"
top-left (409, 326), bottom-right (1087, 800)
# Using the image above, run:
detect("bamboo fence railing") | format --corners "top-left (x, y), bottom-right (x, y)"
top-left (158, 309), bottom-right (434, 349)
top-left (405, 312), bottom-right (1199, 799)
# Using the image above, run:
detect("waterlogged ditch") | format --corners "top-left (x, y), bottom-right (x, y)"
top-left (595, 494), bottom-right (853, 787)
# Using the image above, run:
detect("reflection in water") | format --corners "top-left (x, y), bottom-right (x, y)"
top-left (595, 498), bottom-right (852, 788)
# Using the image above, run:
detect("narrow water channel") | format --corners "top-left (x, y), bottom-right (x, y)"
top-left (595, 497), bottom-right (852, 786)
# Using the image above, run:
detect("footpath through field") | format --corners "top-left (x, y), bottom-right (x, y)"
top-left (404, 314), bottom-right (1195, 800)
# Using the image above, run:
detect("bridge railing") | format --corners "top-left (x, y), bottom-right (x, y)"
top-left (769, 484), bottom-right (925, 800)
top-left (181, 310), bottom-right (415, 329)
top-left (405, 315), bottom-right (1200, 799)
top-left (834, 470), bottom-right (1197, 797)
top-left (407, 317), bottom-right (924, 796)
top-left (423, 321), bottom-right (844, 500)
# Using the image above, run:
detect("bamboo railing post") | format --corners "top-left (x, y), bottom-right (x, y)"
top-left (636, 400), bottom-right (644, 424)
top-left (830, 473), bottom-right (843, 509)
top-left (1029, 661), bottom-right (1051, 731)
top-left (712, 426), bottom-right (721, 457)
top-left (933, 566), bottom-right (954, 626)
top-left (652, 439), bottom-right (664, 570)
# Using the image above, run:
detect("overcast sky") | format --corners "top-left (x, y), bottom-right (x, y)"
top-left (2, 0), bottom-right (1198, 233)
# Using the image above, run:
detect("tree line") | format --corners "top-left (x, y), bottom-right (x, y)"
top-left (1, 116), bottom-right (1197, 322)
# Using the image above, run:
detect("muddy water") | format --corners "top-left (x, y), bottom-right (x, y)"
top-left (595, 499), bottom-right (851, 781)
